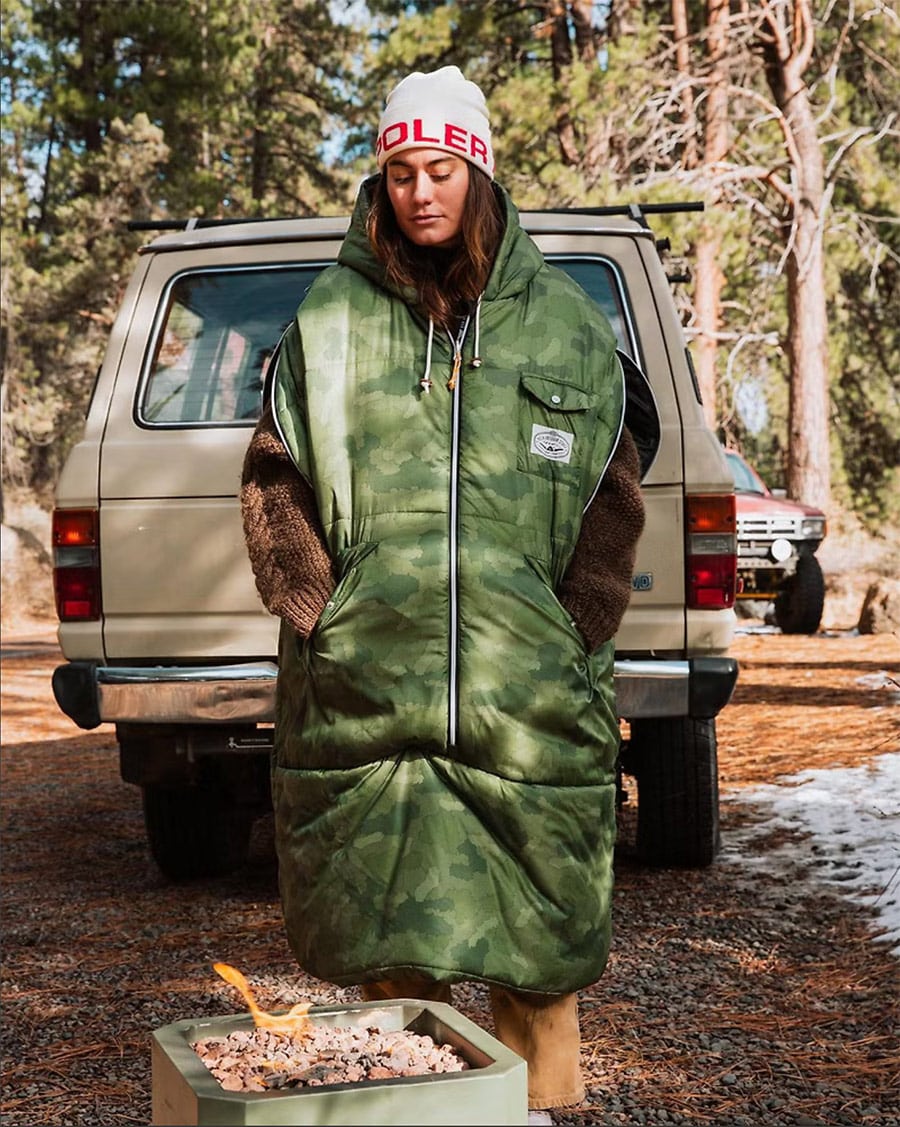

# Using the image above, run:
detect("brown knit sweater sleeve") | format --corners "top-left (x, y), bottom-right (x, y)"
top-left (240, 405), bottom-right (334, 637)
top-left (559, 427), bottom-right (646, 650)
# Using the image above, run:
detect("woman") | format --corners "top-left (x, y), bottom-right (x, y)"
top-left (241, 66), bottom-right (645, 1121)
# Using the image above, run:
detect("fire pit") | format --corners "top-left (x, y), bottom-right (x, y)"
top-left (152, 998), bottom-right (528, 1125)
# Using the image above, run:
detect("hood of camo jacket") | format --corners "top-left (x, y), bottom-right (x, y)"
top-left (269, 176), bottom-right (626, 994)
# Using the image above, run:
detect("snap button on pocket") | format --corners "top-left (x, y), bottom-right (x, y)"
top-left (551, 394), bottom-right (561, 404)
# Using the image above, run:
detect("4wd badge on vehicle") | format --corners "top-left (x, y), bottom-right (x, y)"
top-left (530, 424), bottom-right (574, 463)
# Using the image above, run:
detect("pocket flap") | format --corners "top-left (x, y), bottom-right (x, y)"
top-left (520, 374), bottom-right (601, 412)
top-left (334, 540), bottom-right (378, 579)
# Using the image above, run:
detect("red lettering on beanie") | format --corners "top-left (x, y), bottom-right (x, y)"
top-left (470, 134), bottom-right (488, 166)
top-left (378, 122), bottom-right (408, 155)
top-left (445, 123), bottom-right (467, 152)
top-left (413, 119), bottom-right (441, 144)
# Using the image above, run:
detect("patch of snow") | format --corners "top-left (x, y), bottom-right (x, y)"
top-left (855, 671), bottom-right (900, 701)
top-left (723, 752), bottom-right (900, 956)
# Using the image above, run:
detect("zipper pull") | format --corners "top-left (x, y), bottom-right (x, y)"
top-left (448, 351), bottom-right (461, 391)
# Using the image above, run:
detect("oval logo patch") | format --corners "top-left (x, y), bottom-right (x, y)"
top-left (530, 424), bottom-right (574, 464)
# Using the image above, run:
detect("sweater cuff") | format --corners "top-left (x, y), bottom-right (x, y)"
top-left (278, 577), bottom-right (335, 638)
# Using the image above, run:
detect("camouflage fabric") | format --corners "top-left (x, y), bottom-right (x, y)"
top-left (270, 179), bottom-right (625, 994)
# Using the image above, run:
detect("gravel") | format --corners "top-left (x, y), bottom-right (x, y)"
top-left (2, 637), bottom-right (898, 1125)
top-left (194, 1023), bottom-right (468, 1091)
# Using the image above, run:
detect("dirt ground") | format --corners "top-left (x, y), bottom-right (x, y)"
top-left (1, 613), bottom-right (898, 1125)
top-left (3, 619), bottom-right (897, 784)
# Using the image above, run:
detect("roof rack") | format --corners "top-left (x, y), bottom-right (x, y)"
top-left (528, 202), bottom-right (704, 228)
top-left (127, 217), bottom-right (290, 232)
top-left (127, 202), bottom-right (704, 234)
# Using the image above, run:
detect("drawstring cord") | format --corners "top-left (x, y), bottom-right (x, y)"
top-left (470, 296), bottom-right (483, 369)
top-left (418, 295), bottom-right (483, 395)
top-left (420, 318), bottom-right (435, 394)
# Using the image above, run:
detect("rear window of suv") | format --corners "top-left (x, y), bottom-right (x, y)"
top-left (138, 257), bottom-right (635, 427)
top-left (139, 265), bottom-right (322, 426)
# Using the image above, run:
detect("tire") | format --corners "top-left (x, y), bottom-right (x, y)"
top-left (774, 553), bottom-right (825, 635)
top-left (627, 716), bottom-right (720, 867)
top-left (141, 784), bottom-right (253, 881)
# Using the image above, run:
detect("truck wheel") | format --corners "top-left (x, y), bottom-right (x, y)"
top-left (627, 716), bottom-right (720, 867)
top-left (141, 784), bottom-right (253, 881)
top-left (774, 554), bottom-right (825, 635)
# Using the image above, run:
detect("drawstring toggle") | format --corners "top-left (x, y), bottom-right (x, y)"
top-left (448, 353), bottom-right (462, 392)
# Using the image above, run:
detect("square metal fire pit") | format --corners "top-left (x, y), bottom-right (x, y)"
top-left (152, 998), bottom-right (528, 1125)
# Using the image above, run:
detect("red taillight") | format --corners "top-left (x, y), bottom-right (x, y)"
top-left (52, 509), bottom-right (101, 621)
top-left (53, 509), bottom-right (98, 547)
top-left (686, 494), bottom-right (736, 610)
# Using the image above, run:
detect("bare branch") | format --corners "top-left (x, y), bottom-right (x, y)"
top-left (76, 309), bottom-right (114, 327)
top-left (859, 40), bottom-right (899, 79)
top-left (812, 9), bottom-right (851, 127)
top-left (758, 0), bottom-right (789, 60)
top-left (725, 82), bottom-right (803, 171)
top-left (794, 0), bottom-right (815, 73)
top-left (823, 113), bottom-right (898, 183)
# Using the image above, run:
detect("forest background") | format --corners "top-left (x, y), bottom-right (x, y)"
top-left (1, 0), bottom-right (898, 539)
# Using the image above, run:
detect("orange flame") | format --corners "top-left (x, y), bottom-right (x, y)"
top-left (213, 962), bottom-right (312, 1038)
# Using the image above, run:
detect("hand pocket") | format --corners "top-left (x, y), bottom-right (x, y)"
top-left (310, 540), bottom-right (378, 640)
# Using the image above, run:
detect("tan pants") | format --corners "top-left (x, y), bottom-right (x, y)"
top-left (361, 974), bottom-right (585, 1111)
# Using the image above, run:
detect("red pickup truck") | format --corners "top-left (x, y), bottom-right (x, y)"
top-left (726, 449), bottom-right (827, 634)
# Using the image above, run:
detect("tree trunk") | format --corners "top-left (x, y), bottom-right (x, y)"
top-left (783, 108), bottom-right (830, 509)
top-left (200, 0), bottom-right (210, 171)
top-left (251, 20), bottom-right (277, 212)
top-left (549, 2), bottom-right (579, 165)
top-left (570, 0), bottom-right (596, 62)
top-left (759, 1), bottom-right (831, 510)
top-left (671, 0), bottom-right (697, 170)
top-left (692, 238), bottom-right (723, 429)
top-left (75, 0), bottom-right (103, 155)
top-left (689, 0), bottom-right (729, 430)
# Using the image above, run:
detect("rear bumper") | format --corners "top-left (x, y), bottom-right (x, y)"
top-left (52, 656), bottom-right (739, 731)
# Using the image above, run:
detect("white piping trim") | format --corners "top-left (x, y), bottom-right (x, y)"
top-left (446, 312), bottom-right (473, 747)
top-left (268, 325), bottom-right (305, 478)
top-left (582, 352), bottom-right (627, 515)
top-left (616, 348), bottom-right (662, 480)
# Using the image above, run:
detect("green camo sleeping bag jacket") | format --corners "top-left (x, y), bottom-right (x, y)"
top-left (270, 180), bottom-right (626, 994)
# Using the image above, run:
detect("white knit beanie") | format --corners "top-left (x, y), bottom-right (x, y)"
top-left (375, 65), bottom-right (494, 180)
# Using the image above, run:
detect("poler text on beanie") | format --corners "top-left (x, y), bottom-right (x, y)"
top-left (375, 66), bottom-right (494, 180)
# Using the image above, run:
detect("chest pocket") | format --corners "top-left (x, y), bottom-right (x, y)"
top-left (517, 374), bottom-right (603, 486)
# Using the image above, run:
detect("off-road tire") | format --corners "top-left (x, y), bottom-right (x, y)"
top-left (627, 716), bottom-right (720, 867)
top-left (774, 553), bottom-right (825, 635)
top-left (141, 784), bottom-right (253, 881)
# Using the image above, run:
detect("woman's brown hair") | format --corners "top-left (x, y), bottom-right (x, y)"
top-left (366, 164), bottom-right (504, 329)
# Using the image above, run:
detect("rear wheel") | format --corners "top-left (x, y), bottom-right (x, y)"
top-left (774, 553), bottom-right (825, 635)
top-left (627, 716), bottom-right (720, 867)
top-left (141, 784), bottom-right (254, 881)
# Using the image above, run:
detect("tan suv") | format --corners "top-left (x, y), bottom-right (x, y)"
top-left (51, 207), bottom-right (738, 879)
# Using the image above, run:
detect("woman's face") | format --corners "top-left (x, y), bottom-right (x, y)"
top-left (385, 149), bottom-right (470, 248)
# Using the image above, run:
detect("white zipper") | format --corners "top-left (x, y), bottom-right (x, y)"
top-left (447, 315), bottom-right (470, 748)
